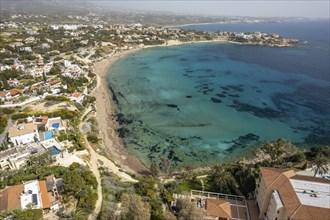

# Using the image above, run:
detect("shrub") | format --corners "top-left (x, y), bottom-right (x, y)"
top-left (45, 95), bottom-right (69, 102)
top-left (87, 133), bottom-right (99, 144)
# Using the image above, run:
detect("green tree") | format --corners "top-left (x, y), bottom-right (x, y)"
top-left (14, 209), bottom-right (43, 220)
top-left (312, 153), bottom-right (329, 177)
top-left (207, 164), bottom-right (237, 194)
top-left (177, 198), bottom-right (205, 220)
top-left (120, 193), bottom-right (151, 220)
top-left (62, 170), bottom-right (86, 195)
top-left (234, 165), bottom-right (256, 197)
top-left (49, 66), bottom-right (62, 75)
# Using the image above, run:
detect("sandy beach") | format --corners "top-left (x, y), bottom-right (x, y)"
top-left (92, 48), bottom-right (149, 174)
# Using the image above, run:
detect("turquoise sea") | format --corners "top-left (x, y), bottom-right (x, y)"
top-left (107, 20), bottom-right (330, 167)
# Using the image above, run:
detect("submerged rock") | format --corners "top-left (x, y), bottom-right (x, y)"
top-left (216, 93), bottom-right (226, 98)
top-left (226, 133), bottom-right (260, 152)
top-left (210, 97), bottom-right (222, 103)
top-left (229, 100), bottom-right (282, 118)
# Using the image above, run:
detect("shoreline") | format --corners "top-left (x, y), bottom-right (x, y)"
top-left (92, 47), bottom-right (149, 174)
top-left (92, 40), bottom-right (229, 174)
top-left (91, 38), bottom-right (298, 174)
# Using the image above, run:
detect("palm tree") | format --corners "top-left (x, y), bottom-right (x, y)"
top-left (235, 165), bottom-right (256, 197)
top-left (312, 153), bottom-right (329, 177)
top-left (207, 164), bottom-right (237, 193)
top-left (25, 155), bottom-right (36, 167)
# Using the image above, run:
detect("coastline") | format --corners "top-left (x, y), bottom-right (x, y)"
top-left (91, 37), bottom-right (298, 174)
top-left (92, 40), bottom-right (228, 174)
top-left (92, 48), bottom-right (149, 174)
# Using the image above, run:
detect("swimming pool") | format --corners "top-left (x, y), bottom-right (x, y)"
top-left (48, 146), bottom-right (61, 156)
top-left (51, 123), bottom-right (60, 129)
top-left (45, 131), bottom-right (53, 140)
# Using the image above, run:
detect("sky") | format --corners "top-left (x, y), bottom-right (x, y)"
top-left (95, 0), bottom-right (330, 18)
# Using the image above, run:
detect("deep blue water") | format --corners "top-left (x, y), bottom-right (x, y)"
top-left (107, 21), bottom-right (330, 167)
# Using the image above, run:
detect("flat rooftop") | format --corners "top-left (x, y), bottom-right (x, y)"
top-left (21, 180), bottom-right (42, 209)
top-left (290, 179), bottom-right (330, 209)
top-left (8, 123), bottom-right (38, 138)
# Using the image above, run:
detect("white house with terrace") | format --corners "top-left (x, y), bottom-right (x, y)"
top-left (8, 123), bottom-right (39, 147)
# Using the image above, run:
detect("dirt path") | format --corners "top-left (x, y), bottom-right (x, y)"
top-left (79, 108), bottom-right (136, 220)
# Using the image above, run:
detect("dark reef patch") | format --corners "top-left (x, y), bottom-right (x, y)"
top-left (166, 104), bottom-right (178, 108)
top-left (228, 94), bottom-right (240, 98)
top-left (227, 85), bottom-right (244, 92)
top-left (224, 70), bottom-right (232, 75)
top-left (196, 68), bottom-right (213, 73)
top-left (226, 133), bottom-right (260, 152)
top-left (229, 100), bottom-right (282, 118)
top-left (108, 84), bottom-right (119, 105)
top-left (211, 97), bottom-right (222, 103)
top-left (198, 75), bottom-right (216, 78)
top-left (116, 113), bottom-right (133, 125)
top-left (216, 94), bottom-right (226, 98)
top-left (304, 128), bottom-right (330, 145)
top-left (186, 95), bottom-right (192, 98)
top-left (158, 55), bottom-right (177, 61)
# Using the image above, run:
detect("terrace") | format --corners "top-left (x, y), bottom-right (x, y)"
top-left (172, 190), bottom-right (250, 220)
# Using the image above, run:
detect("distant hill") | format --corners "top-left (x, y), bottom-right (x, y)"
top-left (0, 0), bottom-right (296, 26)
top-left (1, 0), bottom-right (95, 13)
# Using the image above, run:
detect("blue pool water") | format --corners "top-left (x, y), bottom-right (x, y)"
top-left (45, 131), bottom-right (53, 140)
top-left (48, 146), bottom-right (61, 156)
top-left (107, 20), bottom-right (330, 167)
top-left (51, 123), bottom-right (60, 129)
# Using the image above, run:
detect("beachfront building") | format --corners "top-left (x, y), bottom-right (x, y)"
top-left (69, 92), bottom-right (85, 104)
top-left (255, 167), bottom-right (330, 220)
top-left (0, 176), bottom-right (63, 213)
top-left (8, 123), bottom-right (39, 147)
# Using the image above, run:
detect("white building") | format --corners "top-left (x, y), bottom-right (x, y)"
top-left (45, 117), bottom-right (65, 131)
top-left (63, 60), bottom-right (71, 68)
top-left (0, 89), bottom-right (21, 101)
top-left (0, 144), bottom-right (46, 170)
top-left (8, 123), bottom-right (39, 146)
top-left (40, 138), bottom-right (64, 159)
top-left (21, 180), bottom-right (44, 209)
top-left (0, 176), bottom-right (62, 212)
top-left (69, 92), bottom-right (85, 104)
top-left (255, 167), bottom-right (330, 220)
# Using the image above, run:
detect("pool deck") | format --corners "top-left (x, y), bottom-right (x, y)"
top-left (40, 138), bottom-right (62, 151)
